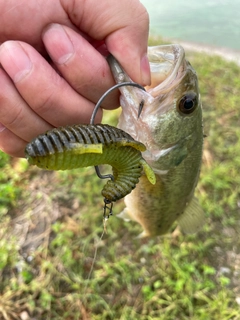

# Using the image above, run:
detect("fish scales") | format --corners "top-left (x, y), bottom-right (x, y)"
top-left (109, 45), bottom-right (205, 237)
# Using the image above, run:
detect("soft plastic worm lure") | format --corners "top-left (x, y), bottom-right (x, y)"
top-left (25, 124), bottom-right (155, 211)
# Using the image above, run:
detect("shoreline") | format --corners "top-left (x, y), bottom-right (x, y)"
top-left (162, 37), bottom-right (240, 66)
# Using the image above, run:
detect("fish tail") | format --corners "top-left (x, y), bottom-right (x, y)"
top-left (178, 196), bottom-right (205, 233)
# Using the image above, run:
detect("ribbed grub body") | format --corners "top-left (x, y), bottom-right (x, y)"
top-left (25, 124), bottom-right (147, 202)
top-left (101, 147), bottom-right (143, 201)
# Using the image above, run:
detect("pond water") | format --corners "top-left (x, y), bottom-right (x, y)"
top-left (141, 0), bottom-right (240, 51)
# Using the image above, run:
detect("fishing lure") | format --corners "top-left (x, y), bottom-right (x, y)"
top-left (25, 124), bottom-right (155, 214)
top-left (25, 81), bottom-right (156, 216)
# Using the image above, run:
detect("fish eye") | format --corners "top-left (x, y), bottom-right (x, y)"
top-left (177, 92), bottom-right (198, 115)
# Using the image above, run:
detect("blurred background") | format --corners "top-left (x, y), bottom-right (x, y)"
top-left (141, 0), bottom-right (240, 51)
top-left (0, 2), bottom-right (240, 319)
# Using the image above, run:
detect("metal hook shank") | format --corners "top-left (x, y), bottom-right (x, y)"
top-left (90, 82), bottom-right (145, 125)
top-left (91, 81), bottom-right (146, 181)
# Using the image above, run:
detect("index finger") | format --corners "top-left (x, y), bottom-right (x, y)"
top-left (61, 0), bottom-right (151, 85)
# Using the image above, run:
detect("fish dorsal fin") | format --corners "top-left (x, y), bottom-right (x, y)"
top-left (177, 196), bottom-right (205, 234)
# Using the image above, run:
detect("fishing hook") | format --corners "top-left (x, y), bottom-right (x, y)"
top-left (90, 81), bottom-right (146, 181)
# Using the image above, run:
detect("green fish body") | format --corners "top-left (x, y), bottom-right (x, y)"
top-left (109, 45), bottom-right (204, 237)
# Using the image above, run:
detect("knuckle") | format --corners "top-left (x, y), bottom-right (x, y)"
top-left (5, 105), bottom-right (23, 127)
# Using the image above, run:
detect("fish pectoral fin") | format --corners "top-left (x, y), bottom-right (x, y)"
top-left (135, 231), bottom-right (149, 239)
top-left (68, 143), bottom-right (103, 154)
top-left (140, 159), bottom-right (156, 185)
top-left (177, 196), bottom-right (205, 234)
top-left (117, 207), bottom-right (150, 239)
top-left (157, 144), bottom-right (188, 169)
top-left (117, 207), bottom-right (132, 221)
top-left (173, 146), bottom-right (188, 166)
top-left (167, 144), bottom-right (188, 167)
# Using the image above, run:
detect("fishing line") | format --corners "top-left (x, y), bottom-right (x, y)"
top-left (83, 222), bottom-right (106, 295)
top-left (82, 83), bottom-right (146, 297)
top-left (83, 82), bottom-right (146, 299)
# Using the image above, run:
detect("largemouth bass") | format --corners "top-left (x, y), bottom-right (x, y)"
top-left (108, 45), bottom-right (205, 237)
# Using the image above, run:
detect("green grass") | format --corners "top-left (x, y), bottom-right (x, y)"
top-left (0, 37), bottom-right (240, 319)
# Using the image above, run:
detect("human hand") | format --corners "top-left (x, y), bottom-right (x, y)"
top-left (0, 0), bottom-right (150, 157)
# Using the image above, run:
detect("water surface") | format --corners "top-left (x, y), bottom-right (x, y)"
top-left (141, 0), bottom-right (240, 51)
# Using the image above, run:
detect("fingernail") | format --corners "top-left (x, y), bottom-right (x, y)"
top-left (140, 54), bottom-right (151, 86)
top-left (0, 42), bottom-right (32, 83)
top-left (0, 123), bottom-right (6, 133)
top-left (43, 24), bottom-right (74, 64)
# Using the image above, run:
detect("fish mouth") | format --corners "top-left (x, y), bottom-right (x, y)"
top-left (146, 45), bottom-right (185, 97)
top-left (108, 44), bottom-right (186, 98)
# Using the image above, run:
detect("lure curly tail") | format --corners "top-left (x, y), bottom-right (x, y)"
top-left (25, 124), bottom-right (156, 204)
